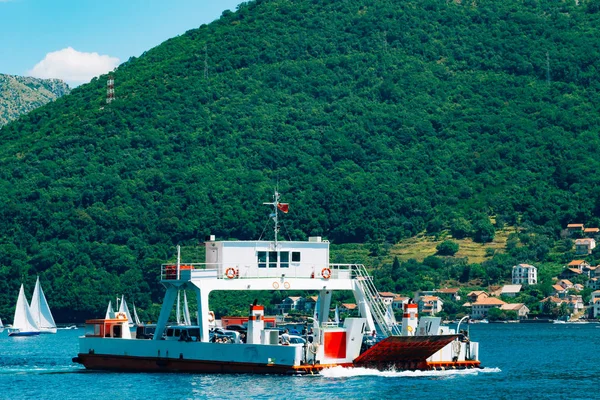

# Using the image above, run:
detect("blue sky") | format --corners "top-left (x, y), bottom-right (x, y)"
top-left (0, 0), bottom-right (242, 86)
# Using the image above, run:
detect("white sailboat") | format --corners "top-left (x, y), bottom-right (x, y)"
top-left (183, 291), bottom-right (191, 326)
top-left (176, 290), bottom-right (192, 325)
top-left (105, 300), bottom-right (115, 319)
top-left (132, 302), bottom-right (142, 326)
top-left (118, 295), bottom-right (135, 328)
top-left (0, 317), bottom-right (4, 333)
top-left (30, 276), bottom-right (57, 334)
top-left (8, 284), bottom-right (40, 337)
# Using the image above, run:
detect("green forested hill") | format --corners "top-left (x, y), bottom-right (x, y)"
top-left (0, 74), bottom-right (70, 127)
top-left (1, 0), bottom-right (600, 321)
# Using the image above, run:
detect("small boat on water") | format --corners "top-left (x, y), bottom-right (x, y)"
top-left (30, 276), bottom-right (57, 334)
top-left (0, 317), bottom-right (4, 333)
top-left (74, 193), bottom-right (481, 374)
top-left (8, 284), bottom-right (40, 337)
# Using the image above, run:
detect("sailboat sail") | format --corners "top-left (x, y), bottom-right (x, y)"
top-left (105, 300), bottom-right (115, 319)
top-left (0, 317), bottom-right (4, 333)
top-left (12, 284), bottom-right (39, 334)
top-left (30, 276), bottom-right (57, 333)
top-left (132, 302), bottom-right (142, 325)
top-left (183, 291), bottom-right (191, 326)
top-left (334, 305), bottom-right (340, 325)
top-left (118, 295), bottom-right (133, 323)
top-left (176, 291), bottom-right (182, 325)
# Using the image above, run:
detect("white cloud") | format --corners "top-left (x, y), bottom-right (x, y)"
top-left (27, 47), bottom-right (120, 86)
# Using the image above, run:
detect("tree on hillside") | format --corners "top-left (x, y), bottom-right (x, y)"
top-left (436, 240), bottom-right (459, 256)
top-left (473, 219), bottom-right (495, 243)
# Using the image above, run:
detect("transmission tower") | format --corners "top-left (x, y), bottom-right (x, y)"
top-left (106, 75), bottom-right (115, 104)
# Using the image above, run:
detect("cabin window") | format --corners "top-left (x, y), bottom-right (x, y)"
top-left (292, 252), bottom-right (301, 263)
top-left (189, 328), bottom-right (200, 339)
top-left (113, 325), bottom-right (122, 338)
top-left (258, 251), bottom-right (267, 268)
top-left (166, 328), bottom-right (174, 337)
top-left (280, 252), bottom-right (289, 268)
top-left (268, 251), bottom-right (278, 268)
top-left (174, 329), bottom-right (181, 337)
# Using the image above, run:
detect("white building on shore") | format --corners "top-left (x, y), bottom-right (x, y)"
top-left (512, 264), bottom-right (537, 285)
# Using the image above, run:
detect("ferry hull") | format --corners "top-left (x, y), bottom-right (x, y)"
top-left (74, 353), bottom-right (346, 375)
top-left (73, 334), bottom-right (474, 374)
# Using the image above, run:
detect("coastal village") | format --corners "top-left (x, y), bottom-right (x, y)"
top-left (275, 223), bottom-right (600, 323)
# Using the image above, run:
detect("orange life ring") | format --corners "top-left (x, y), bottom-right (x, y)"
top-left (283, 282), bottom-right (290, 289)
top-left (116, 312), bottom-right (127, 320)
top-left (272, 282), bottom-right (280, 289)
top-left (321, 268), bottom-right (331, 280)
top-left (226, 268), bottom-right (236, 279)
top-left (207, 311), bottom-right (215, 323)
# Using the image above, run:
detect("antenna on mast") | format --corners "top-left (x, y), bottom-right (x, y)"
top-left (263, 190), bottom-right (289, 246)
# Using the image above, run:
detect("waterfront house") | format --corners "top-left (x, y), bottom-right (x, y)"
top-left (488, 286), bottom-right (503, 297)
top-left (566, 224), bottom-right (585, 236)
top-left (378, 292), bottom-right (397, 306)
top-left (588, 278), bottom-right (600, 291)
top-left (418, 296), bottom-right (443, 316)
top-left (539, 296), bottom-right (563, 311)
top-left (567, 260), bottom-right (591, 272)
top-left (559, 268), bottom-right (583, 280)
top-left (471, 297), bottom-right (507, 319)
top-left (512, 264), bottom-right (538, 285)
top-left (557, 279), bottom-right (574, 290)
top-left (279, 296), bottom-right (306, 312)
top-left (500, 303), bottom-right (530, 319)
top-left (575, 239), bottom-right (596, 255)
top-left (436, 288), bottom-right (461, 301)
top-left (467, 291), bottom-right (489, 303)
top-left (591, 291), bottom-right (600, 318)
top-left (542, 295), bottom-right (585, 316)
top-left (501, 285), bottom-right (522, 298)
top-left (304, 296), bottom-right (318, 312)
top-left (552, 284), bottom-right (568, 298)
top-left (340, 303), bottom-right (358, 313)
top-left (584, 227), bottom-right (600, 240)
top-left (392, 295), bottom-right (410, 310)
top-left (592, 299), bottom-right (600, 318)
top-left (566, 295), bottom-right (585, 314)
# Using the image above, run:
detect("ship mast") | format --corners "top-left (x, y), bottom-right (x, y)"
top-left (263, 190), bottom-right (286, 247)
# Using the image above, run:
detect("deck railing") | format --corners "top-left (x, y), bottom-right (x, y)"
top-left (160, 263), bottom-right (368, 281)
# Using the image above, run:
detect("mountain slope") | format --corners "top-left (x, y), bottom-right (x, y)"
top-left (0, 74), bottom-right (70, 126)
top-left (1, 0), bottom-right (600, 319)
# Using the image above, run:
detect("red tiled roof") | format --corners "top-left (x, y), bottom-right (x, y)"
top-left (436, 288), bottom-right (460, 294)
top-left (473, 298), bottom-right (506, 306)
top-left (568, 260), bottom-right (587, 266)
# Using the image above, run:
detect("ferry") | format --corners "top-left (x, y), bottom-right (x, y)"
top-left (73, 193), bottom-right (481, 374)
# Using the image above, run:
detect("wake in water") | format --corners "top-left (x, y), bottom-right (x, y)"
top-left (318, 366), bottom-right (501, 378)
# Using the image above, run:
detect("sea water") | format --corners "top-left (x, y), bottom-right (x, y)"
top-left (0, 323), bottom-right (598, 399)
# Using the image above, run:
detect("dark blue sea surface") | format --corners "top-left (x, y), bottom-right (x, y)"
top-left (0, 323), bottom-right (598, 399)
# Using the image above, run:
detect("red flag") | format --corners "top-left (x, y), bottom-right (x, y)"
top-left (277, 203), bottom-right (289, 213)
